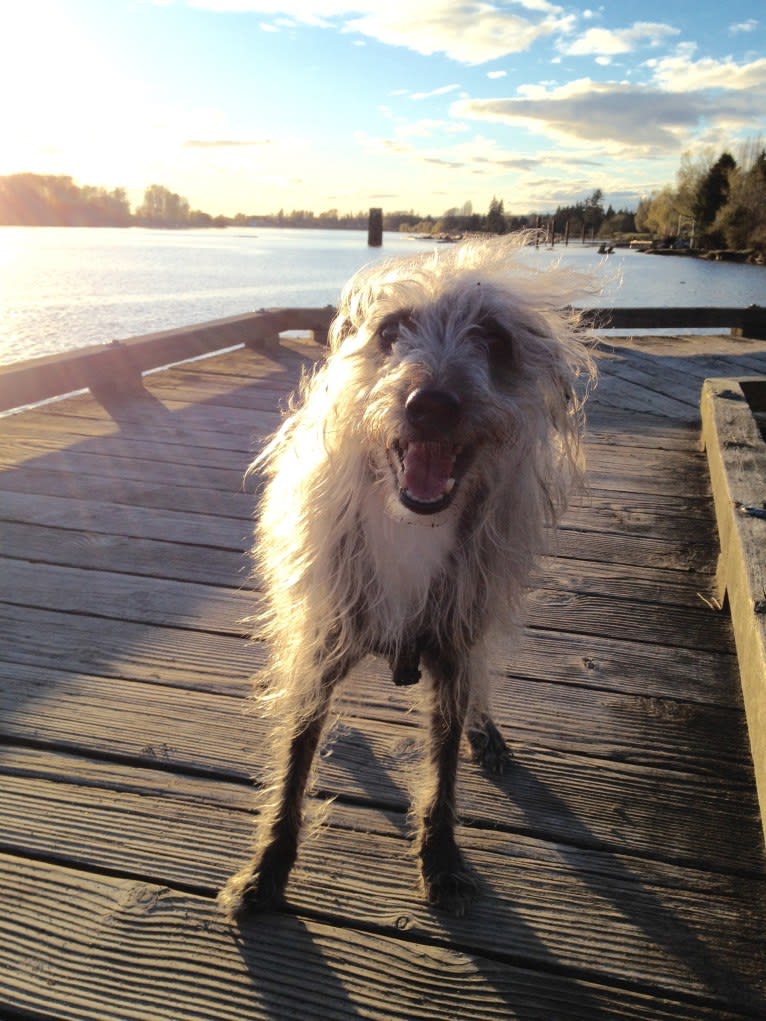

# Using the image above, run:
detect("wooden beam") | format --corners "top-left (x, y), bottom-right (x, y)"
top-left (701, 377), bottom-right (766, 846)
top-left (579, 306), bottom-right (766, 332)
top-left (0, 307), bottom-right (335, 413)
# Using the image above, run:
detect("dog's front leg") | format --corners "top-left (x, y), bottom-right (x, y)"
top-left (417, 644), bottom-right (478, 916)
top-left (218, 655), bottom-right (353, 921)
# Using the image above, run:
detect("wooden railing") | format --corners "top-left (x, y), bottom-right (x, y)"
top-left (0, 304), bottom-right (764, 414)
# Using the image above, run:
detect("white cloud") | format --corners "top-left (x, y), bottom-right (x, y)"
top-left (451, 44), bottom-right (766, 158)
top-left (729, 19), bottom-right (758, 34)
top-left (347, 3), bottom-right (568, 64)
top-left (410, 83), bottom-right (461, 101)
top-left (179, 1), bottom-right (571, 63)
top-left (649, 51), bottom-right (766, 93)
top-left (564, 21), bottom-right (680, 56)
top-left (451, 78), bottom-right (707, 152)
top-left (487, 70), bottom-right (508, 79)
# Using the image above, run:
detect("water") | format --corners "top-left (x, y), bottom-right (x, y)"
top-left (1, 226), bottom-right (764, 365)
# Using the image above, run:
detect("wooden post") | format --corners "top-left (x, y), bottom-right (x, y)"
top-left (368, 208), bottom-right (383, 247)
top-left (701, 378), bottom-right (766, 846)
top-left (564, 220), bottom-right (570, 246)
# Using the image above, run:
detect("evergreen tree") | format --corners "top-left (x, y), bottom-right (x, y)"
top-left (486, 196), bottom-right (507, 234)
top-left (695, 152), bottom-right (736, 230)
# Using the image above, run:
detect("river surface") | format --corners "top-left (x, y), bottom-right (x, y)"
top-left (1, 226), bottom-right (764, 365)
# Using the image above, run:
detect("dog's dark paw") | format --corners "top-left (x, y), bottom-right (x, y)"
top-left (467, 716), bottom-right (513, 774)
top-left (421, 865), bottom-right (479, 917)
top-left (420, 839), bottom-right (478, 917)
top-left (217, 864), bottom-right (286, 922)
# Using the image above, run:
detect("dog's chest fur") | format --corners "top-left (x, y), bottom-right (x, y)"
top-left (361, 488), bottom-right (457, 615)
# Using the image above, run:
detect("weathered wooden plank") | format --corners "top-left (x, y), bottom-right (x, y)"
top-left (0, 427), bottom-right (259, 471)
top-left (557, 526), bottom-right (716, 573)
top-left (0, 602), bottom-right (740, 708)
top-left (2, 648), bottom-right (751, 777)
top-left (1, 441), bottom-right (721, 542)
top-left (563, 495), bottom-right (718, 546)
top-left (0, 604), bottom-right (252, 694)
top-left (0, 464), bottom-right (253, 520)
top-left (0, 522), bottom-right (248, 588)
top-left (0, 557), bottom-right (250, 632)
top-left (0, 453), bottom-right (718, 546)
top-left (585, 415), bottom-right (702, 451)
top-left (1, 661), bottom-right (762, 871)
top-left (583, 443), bottom-right (712, 494)
top-left (0, 490), bottom-right (249, 548)
top-left (701, 378), bottom-right (766, 845)
top-left (0, 554), bottom-right (731, 652)
top-left (594, 351), bottom-right (700, 418)
top-left (0, 508), bottom-right (717, 610)
top-left (3, 854), bottom-right (748, 1021)
top-left (1, 767), bottom-right (764, 1012)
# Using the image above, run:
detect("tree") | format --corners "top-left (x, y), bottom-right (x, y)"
top-left (486, 196), bottom-right (506, 234)
top-left (136, 184), bottom-right (190, 227)
top-left (0, 173), bottom-right (131, 226)
top-left (713, 146), bottom-right (766, 249)
top-left (599, 209), bottom-right (636, 237)
top-left (583, 189), bottom-right (605, 232)
top-left (640, 187), bottom-right (679, 238)
top-left (694, 152), bottom-right (736, 241)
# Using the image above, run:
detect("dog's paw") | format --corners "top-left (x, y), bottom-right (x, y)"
top-left (420, 838), bottom-right (478, 917)
top-left (421, 866), bottom-right (478, 917)
top-left (467, 716), bottom-right (513, 775)
top-left (217, 864), bottom-right (286, 922)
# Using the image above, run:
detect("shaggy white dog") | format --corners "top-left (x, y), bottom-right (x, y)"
top-left (219, 234), bottom-right (596, 919)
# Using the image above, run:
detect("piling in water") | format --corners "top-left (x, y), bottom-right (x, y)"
top-left (368, 208), bottom-right (383, 247)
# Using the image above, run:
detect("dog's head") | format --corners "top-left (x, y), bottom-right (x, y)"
top-left (321, 235), bottom-right (596, 525)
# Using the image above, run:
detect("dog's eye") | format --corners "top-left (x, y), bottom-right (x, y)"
top-left (480, 319), bottom-right (515, 379)
top-left (377, 313), bottom-right (415, 354)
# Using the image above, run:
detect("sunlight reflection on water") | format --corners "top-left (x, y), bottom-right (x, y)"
top-left (1, 226), bottom-right (764, 364)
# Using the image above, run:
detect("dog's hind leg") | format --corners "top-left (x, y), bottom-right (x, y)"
top-left (416, 643), bottom-right (478, 916)
top-left (218, 654), bottom-right (355, 921)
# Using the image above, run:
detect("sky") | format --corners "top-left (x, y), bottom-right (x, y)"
top-left (1, 0), bottom-right (765, 218)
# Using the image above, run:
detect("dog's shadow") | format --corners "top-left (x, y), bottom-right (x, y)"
top-left (469, 760), bottom-right (765, 1016)
top-left (312, 726), bottom-right (614, 1017)
top-left (225, 728), bottom-right (764, 1017)
top-left (227, 911), bottom-right (364, 1019)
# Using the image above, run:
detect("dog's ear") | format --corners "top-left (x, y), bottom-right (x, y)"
top-left (328, 311), bottom-right (355, 351)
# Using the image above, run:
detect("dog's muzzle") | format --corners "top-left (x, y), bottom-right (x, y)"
top-left (388, 388), bottom-right (468, 516)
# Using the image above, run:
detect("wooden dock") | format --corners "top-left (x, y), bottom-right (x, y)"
top-left (2, 312), bottom-right (766, 1019)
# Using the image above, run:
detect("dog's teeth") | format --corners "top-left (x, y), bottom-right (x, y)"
top-left (445, 478), bottom-right (456, 493)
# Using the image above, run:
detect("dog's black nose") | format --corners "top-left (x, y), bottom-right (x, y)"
top-left (405, 388), bottom-right (461, 434)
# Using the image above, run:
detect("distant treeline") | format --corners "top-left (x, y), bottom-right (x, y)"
top-left (0, 176), bottom-right (227, 228)
top-left (0, 174), bottom-right (133, 227)
top-left (408, 192), bottom-right (635, 240)
top-left (0, 173), bottom-right (632, 237)
top-left (3, 148), bottom-right (764, 252)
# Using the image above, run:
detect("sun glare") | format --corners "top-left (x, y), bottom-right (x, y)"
top-left (0, 2), bottom-right (160, 186)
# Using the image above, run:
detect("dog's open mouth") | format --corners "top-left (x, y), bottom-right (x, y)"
top-left (389, 440), bottom-right (463, 515)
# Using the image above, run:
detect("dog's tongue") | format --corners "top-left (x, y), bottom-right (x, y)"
top-left (402, 442), bottom-right (455, 503)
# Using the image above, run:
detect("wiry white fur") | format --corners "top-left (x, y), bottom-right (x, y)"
top-left (218, 233), bottom-right (598, 920)
top-left (249, 234), bottom-right (596, 728)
